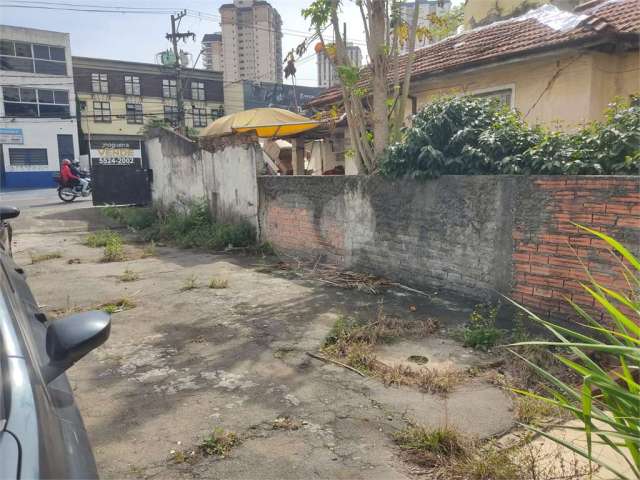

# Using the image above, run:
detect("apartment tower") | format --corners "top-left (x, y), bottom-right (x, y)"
top-left (201, 33), bottom-right (223, 71)
top-left (317, 43), bottom-right (362, 88)
top-left (219, 0), bottom-right (283, 83)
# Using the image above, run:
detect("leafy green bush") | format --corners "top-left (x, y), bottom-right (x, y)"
top-left (380, 95), bottom-right (640, 178)
top-left (103, 201), bottom-right (256, 251)
top-left (512, 226), bottom-right (640, 479)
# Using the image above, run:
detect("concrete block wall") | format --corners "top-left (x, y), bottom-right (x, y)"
top-left (145, 128), bottom-right (259, 229)
top-left (258, 175), bottom-right (640, 318)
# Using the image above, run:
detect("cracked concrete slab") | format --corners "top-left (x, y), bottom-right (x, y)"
top-left (8, 192), bottom-right (515, 479)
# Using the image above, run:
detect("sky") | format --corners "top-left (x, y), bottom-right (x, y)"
top-left (0, 0), bottom-right (462, 87)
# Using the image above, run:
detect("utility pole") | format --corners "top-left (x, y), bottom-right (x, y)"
top-left (166, 10), bottom-right (195, 133)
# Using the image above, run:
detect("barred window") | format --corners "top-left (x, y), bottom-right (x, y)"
top-left (192, 107), bottom-right (207, 127)
top-left (164, 105), bottom-right (179, 125)
top-left (126, 103), bottom-right (143, 124)
top-left (93, 101), bottom-right (111, 122)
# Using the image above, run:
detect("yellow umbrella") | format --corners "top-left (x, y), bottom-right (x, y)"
top-left (199, 107), bottom-right (320, 138)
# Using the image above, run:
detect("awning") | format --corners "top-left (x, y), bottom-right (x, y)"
top-left (199, 107), bottom-right (320, 139)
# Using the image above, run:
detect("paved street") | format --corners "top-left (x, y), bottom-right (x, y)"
top-left (7, 191), bottom-right (514, 479)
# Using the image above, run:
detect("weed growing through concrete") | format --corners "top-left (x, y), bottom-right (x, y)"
top-left (197, 428), bottom-right (239, 458)
top-left (321, 307), bottom-right (457, 393)
top-left (30, 251), bottom-right (62, 264)
top-left (514, 396), bottom-right (561, 425)
top-left (180, 275), bottom-right (199, 292)
top-left (120, 269), bottom-right (140, 282)
top-left (208, 277), bottom-right (228, 289)
top-left (457, 303), bottom-right (503, 351)
top-left (394, 425), bottom-right (466, 467)
top-left (272, 416), bottom-right (302, 431)
top-left (85, 230), bottom-right (120, 248)
top-left (101, 236), bottom-right (125, 262)
top-left (99, 298), bottom-right (136, 314)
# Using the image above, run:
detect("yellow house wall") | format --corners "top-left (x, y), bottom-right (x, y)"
top-left (464, 0), bottom-right (546, 29)
top-left (79, 93), bottom-right (224, 136)
top-left (412, 49), bottom-right (640, 131)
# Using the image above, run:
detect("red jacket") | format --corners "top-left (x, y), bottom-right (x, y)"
top-left (60, 164), bottom-right (79, 183)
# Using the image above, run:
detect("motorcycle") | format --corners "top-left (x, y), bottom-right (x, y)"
top-left (53, 171), bottom-right (92, 203)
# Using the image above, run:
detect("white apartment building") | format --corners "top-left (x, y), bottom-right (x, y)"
top-left (399, 0), bottom-right (452, 53)
top-left (0, 25), bottom-right (79, 189)
top-left (202, 33), bottom-right (223, 71)
top-left (317, 43), bottom-right (362, 88)
top-left (219, 0), bottom-right (283, 84)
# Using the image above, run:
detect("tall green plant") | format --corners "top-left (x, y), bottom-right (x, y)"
top-left (510, 226), bottom-right (640, 479)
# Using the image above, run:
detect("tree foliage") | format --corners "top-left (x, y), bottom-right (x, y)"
top-left (380, 95), bottom-right (640, 179)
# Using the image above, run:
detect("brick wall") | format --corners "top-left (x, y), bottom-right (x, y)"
top-left (258, 175), bottom-right (639, 319)
top-left (511, 177), bottom-right (639, 318)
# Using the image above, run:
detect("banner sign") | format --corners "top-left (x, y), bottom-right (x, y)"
top-left (90, 140), bottom-right (142, 167)
top-left (0, 128), bottom-right (24, 144)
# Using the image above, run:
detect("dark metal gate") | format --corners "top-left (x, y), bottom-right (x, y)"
top-left (90, 140), bottom-right (152, 206)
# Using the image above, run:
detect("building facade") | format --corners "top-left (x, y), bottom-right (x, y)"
top-left (202, 33), bottom-right (223, 71)
top-left (317, 43), bottom-right (362, 88)
top-left (224, 80), bottom-right (325, 114)
top-left (0, 25), bottom-right (79, 189)
top-left (399, 0), bottom-right (452, 54)
top-left (72, 56), bottom-right (224, 158)
top-left (220, 0), bottom-right (283, 84)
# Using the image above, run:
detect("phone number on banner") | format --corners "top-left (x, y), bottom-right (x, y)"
top-left (97, 157), bottom-right (137, 166)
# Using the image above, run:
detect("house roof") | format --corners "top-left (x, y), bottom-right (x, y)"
top-left (307, 0), bottom-right (640, 108)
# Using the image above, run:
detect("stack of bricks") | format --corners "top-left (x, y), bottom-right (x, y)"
top-left (511, 177), bottom-right (639, 319)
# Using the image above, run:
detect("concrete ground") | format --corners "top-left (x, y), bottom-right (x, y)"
top-left (6, 189), bottom-right (515, 479)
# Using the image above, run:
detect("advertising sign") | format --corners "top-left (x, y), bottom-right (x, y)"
top-left (0, 128), bottom-right (24, 144)
top-left (90, 140), bottom-right (142, 167)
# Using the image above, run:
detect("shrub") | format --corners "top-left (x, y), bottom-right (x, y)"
top-left (512, 226), bottom-right (640, 480)
top-left (381, 95), bottom-right (640, 178)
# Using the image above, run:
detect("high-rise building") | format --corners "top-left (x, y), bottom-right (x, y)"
top-left (202, 33), bottom-right (223, 71)
top-left (317, 43), bottom-right (362, 88)
top-left (219, 0), bottom-right (283, 84)
top-left (399, 0), bottom-right (451, 53)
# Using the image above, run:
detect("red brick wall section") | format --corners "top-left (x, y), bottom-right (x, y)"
top-left (511, 177), bottom-right (640, 319)
top-left (262, 204), bottom-right (346, 263)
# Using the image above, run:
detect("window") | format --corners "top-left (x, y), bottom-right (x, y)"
top-left (3, 86), bottom-right (70, 118)
top-left (126, 103), bottom-right (143, 124)
top-left (472, 88), bottom-right (513, 107)
top-left (124, 75), bottom-right (140, 95)
top-left (9, 148), bottom-right (48, 166)
top-left (162, 79), bottom-right (177, 98)
top-left (191, 81), bottom-right (205, 101)
top-left (93, 101), bottom-right (111, 122)
top-left (211, 106), bottom-right (225, 120)
top-left (0, 41), bottom-right (66, 75)
top-left (91, 73), bottom-right (108, 93)
top-left (164, 105), bottom-right (179, 125)
top-left (192, 107), bottom-right (207, 127)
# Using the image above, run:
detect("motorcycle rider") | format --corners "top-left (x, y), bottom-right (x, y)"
top-left (70, 159), bottom-right (90, 194)
top-left (60, 159), bottom-right (81, 190)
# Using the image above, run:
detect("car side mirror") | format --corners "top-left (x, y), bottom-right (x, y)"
top-left (43, 311), bottom-right (111, 383)
top-left (0, 206), bottom-right (20, 221)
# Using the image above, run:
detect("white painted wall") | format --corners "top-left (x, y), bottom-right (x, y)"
top-left (146, 130), bottom-right (259, 229)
